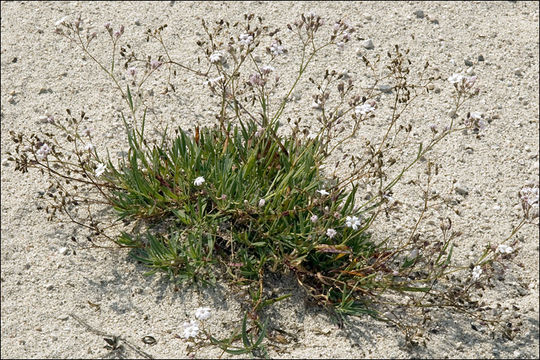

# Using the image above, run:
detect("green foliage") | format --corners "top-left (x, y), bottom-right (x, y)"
top-left (103, 113), bottom-right (386, 316)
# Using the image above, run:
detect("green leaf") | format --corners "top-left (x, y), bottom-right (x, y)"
top-left (126, 84), bottom-right (134, 111)
top-left (241, 313), bottom-right (251, 348)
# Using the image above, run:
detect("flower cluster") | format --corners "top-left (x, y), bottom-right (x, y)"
top-left (355, 100), bottom-right (376, 116)
top-left (464, 111), bottom-right (487, 131)
top-left (520, 183), bottom-right (539, 217)
top-left (472, 265), bottom-right (482, 281)
top-left (36, 143), bottom-right (51, 161)
top-left (238, 33), bottom-right (253, 46)
top-left (209, 51), bottom-right (225, 64)
top-left (181, 307), bottom-right (212, 339)
top-left (496, 244), bottom-right (514, 254)
top-left (269, 40), bottom-right (287, 56)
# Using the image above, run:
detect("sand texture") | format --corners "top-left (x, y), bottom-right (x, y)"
top-left (1, 1), bottom-right (539, 358)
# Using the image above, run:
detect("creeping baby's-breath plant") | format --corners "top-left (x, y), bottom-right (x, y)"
top-left (7, 13), bottom-right (538, 355)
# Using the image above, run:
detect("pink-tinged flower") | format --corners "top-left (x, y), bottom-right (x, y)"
top-left (249, 73), bottom-right (264, 86)
top-left (127, 67), bottom-right (137, 77)
top-left (82, 127), bottom-right (93, 137)
top-left (194, 176), bottom-right (205, 186)
top-left (194, 307), bottom-right (212, 321)
top-left (317, 189), bottom-right (329, 196)
top-left (150, 60), bottom-right (162, 70)
top-left (36, 143), bottom-right (51, 160)
top-left (336, 42), bottom-right (345, 53)
top-left (258, 198), bottom-right (266, 207)
top-left (104, 22), bottom-right (111, 30)
top-left (310, 214), bottom-right (319, 223)
top-left (464, 76), bottom-right (477, 88)
top-left (84, 143), bottom-right (94, 151)
top-left (326, 228), bottom-right (337, 238)
top-left (472, 266), bottom-right (482, 281)
top-left (520, 184), bottom-right (539, 208)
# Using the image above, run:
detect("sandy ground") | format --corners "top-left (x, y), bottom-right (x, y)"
top-left (1, 1), bottom-right (539, 358)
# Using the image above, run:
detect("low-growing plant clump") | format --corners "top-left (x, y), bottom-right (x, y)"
top-left (7, 12), bottom-right (538, 357)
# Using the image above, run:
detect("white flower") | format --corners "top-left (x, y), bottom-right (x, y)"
top-left (209, 51), bottom-right (224, 64)
top-left (310, 214), bottom-right (319, 223)
top-left (36, 143), bottom-right (51, 160)
top-left (194, 307), bottom-right (212, 321)
top-left (326, 228), bottom-right (337, 238)
top-left (469, 112), bottom-right (483, 120)
top-left (311, 101), bottom-right (322, 110)
top-left (448, 73), bottom-right (464, 84)
top-left (261, 65), bottom-right (275, 75)
top-left (472, 266), bottom-right (482, 281)
top-left (336, 42), bottom-right (345, 53)
top-left (194, 176), bottom-right (205, 186)
top-left (55, 16), bottom-right (67, 27)
top-left (239, 33), bottom-right (253, 46)
top-left (258, 198), bottom-right (266, 207)
top-left (95, 163), bottom-right (107, 177)
top-left (205, 75), bottom-right (224, 86)
top-left (182, 320), bottom-right (200, 339)
top-left (317, 189), bottom-right (330, 196)
top-left (355, 103), bottom-right (375, 116)
top-left (84, 143), bottom-right (94, 151)
top-left (345, 216), bottom-right (361, 230)
top-left (496, 244), bottom-right (514, 254)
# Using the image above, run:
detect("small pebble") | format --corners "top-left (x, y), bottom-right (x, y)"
top-left (2, 158), bottom-right (9, 166)
top-left (414, 10), bottom-right (425, 19)
top-left (478, 54), bottom-right (485, 62)
top-left (58, 247), bottom-right (69, 255)
top-left (514, 68), bottom-right (523, 77)
top-left (363, 13), bottom-right (372, 21)
top-left (466, 67), bottom-right (475, 75)
top-left (58, 315), bottom-right (70, 321)
top-left (430, 18), bottom-right (439, 25)
top-left (464, 59), bottom-right (474, 67)
top-left (363, 39), bottom-right (374, 50)
top-left (455, 184), bottom-right (469, 196)
top-left (378, 84), bottom-right (392, 93)
top-left (134, 18), bottom-right (141, 26)
top-left (449, 59), bottom-right (456, 66)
